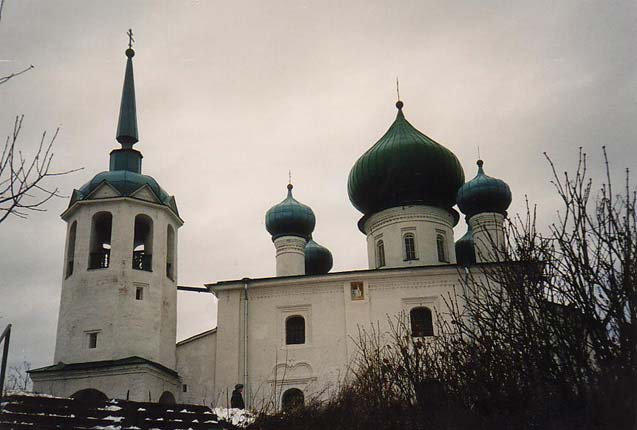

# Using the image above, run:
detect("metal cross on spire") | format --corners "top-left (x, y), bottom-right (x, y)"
top-left (288, 169), bottom-right (292, 185)
top-left (127, 29), bottom-right (135, 49)
top-left (396, 77), bottom-right (401, 101)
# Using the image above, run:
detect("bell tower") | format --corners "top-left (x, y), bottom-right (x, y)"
top-left (31, 33), bottom-right (184, 404)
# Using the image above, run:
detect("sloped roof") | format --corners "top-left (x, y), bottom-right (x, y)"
top-left (0, 393), bottom-right (231, 430)
top-left (29, 356), bottom-right (178, 378)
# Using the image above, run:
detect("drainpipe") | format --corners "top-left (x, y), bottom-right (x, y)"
top-left (242, 278), bottom-right (249, 408)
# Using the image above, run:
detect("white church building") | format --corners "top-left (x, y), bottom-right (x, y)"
top-left (30, 40), bottom-right (513, 410)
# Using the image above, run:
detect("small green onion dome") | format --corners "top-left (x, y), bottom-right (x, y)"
top-left (265, 184), bottom-right (316, 240)
top-left (348, 101), bottom-right (465, 216)
top-left (305, 237), bottom-right (333, 275)
top-left (456, 160), bottom-right (512, 218)
top-left (455, 224), bottom-right (476, 266)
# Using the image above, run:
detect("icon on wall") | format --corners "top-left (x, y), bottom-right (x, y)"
top-left (351, 282), bottom-right (364, 300)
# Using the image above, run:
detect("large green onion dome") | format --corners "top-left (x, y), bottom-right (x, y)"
top-left (456, 160), bottom-right (512, 218)
top-left (305, 237), bottom-right (333, 275)
top-left (348, 101), bottom-right (465, 217)
top-left (455, 224), bottom-right (476, 266)
top-left (265, 184), bottom-right (316, 240)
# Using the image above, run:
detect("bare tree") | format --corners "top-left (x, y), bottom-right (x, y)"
top-left (5, 360), bottom-right (31, 393)
top-left (0, 2), bottom-right (79, 223)
top-left (0, 116), bottom-right (80, 223)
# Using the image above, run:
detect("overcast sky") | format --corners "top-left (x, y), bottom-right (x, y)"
top-left (0, 1), bottom-right (635, 371)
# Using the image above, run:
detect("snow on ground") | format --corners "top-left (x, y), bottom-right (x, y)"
top-left (213, 407), bottom-right (255, 428)
top-left (5, 390), bottom-right (65, 399)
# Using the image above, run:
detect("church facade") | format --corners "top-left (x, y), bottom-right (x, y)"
top-left (30, 40), bottom-right (513, 410)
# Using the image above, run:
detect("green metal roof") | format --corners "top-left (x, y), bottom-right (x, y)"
top-left (305, 237), bottom-right (333, 275)
top-left (116, 48), bottom-right (139, 147)
top-left (455, 224), bottom-right (476, 266)
top-left (67, 44), bottom-right (178, 217)
top-left (265, 184), bottom-right (316, 240)
top-left (73, 170), bottom-right (179, 215)
top-left (348, 102), bottom-right (465, 217)
top-left (456, 160), bottom-right (512, 217)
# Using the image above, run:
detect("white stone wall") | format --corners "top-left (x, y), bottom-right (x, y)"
top-left (361, 205), bottom-right (457, 269)
top-left (54, 197), bottom-right (181, 370)
top-left (31, 363), bottom-right (180, 402)
top-left (468, 212), bottom-right (505, 263)
top-left (175, 330), bottom-right (217, 405)
top-left (273, 236), bottom-right (307, 276)
top-left (210, 266), bottom-right (469, 410)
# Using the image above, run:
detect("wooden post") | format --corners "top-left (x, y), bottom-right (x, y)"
top-left (0, 324), bottom-right (12, 397)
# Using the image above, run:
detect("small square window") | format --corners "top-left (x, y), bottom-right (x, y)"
top-left (135, 287), bottom-right (144, 300)
top-left (88, 332), bottom-right (98, 349)
top-left (182, 384), bottom-right (188, 393)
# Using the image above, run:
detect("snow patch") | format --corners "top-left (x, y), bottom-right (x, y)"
top-left (213, 407), bottom-right (255, 428)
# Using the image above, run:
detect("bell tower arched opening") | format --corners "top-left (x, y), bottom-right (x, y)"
top-left (133, 214), bottom-right (153, 271)
top-left (89, 212), bottom-right (112, 269)
top-left (66, 221), bottom-right (77, 277)
top-left (166, 224), bottom-right (175, 280)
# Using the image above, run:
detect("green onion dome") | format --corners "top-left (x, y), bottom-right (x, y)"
top-left (305, 237), bottom-right (333, 275)
top-left (455, 224), bottom-right (476, 266)
top-left (265, 184), bottom-right (316, 240)
top-left (456, 160), bottom-right (512, 218)
top-left (348, 101), bottom-right (465, 217)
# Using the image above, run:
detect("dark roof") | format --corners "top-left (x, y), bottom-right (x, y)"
top-left (29, 356), bottom-right (178, 378)
top-left (0, 393), bottom-right (230, 430)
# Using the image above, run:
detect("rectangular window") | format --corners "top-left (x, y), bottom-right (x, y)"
top-left (404, 234), bottom-right (417, 260)
top-left (436, 231), bottom-right (448, 263)
top-left (182, 384), bottom-right (188, 393)
top-left (88, 332), bottom-right (98, 349)
top-left (136, 286), bottom-right (144, 300)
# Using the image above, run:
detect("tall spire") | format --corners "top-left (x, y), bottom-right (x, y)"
top-left (116, 29), bottom-right (138, 148)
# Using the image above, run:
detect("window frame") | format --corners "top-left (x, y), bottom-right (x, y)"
top-left (410, 307), bottom-right (434, 337)
top-left (285, 315), bottom-right (306, 345)
top-left (436, 232), bottom-right (448, 263)
top-left (86, 331), bottom-right (100, 349)
top-left (376, 240), bottom-right (386, 268)
top-left (403, 233), bottom-right (417, 261)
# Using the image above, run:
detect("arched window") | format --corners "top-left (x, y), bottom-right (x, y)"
top-left (404, 233), bottom-right (416, 261)
top-left (66, 221), bottom-right (77, 278)
top-left (281, 388), bottom-right (304, 411)
top-left (376, 240), bottom-right (385, 268)
top-left (158, 391), bottom-right (176, 405)
top-left (89, 212), bottom-right (112, 269)
top-left (133, 214), bottom-right (153, 271)
top-left (166, 225), bottom-right (175, 280)
top-left (410, 307), bottom-right (433, 337)
top-left (436, 234), bottom-right (447, 262)
top-left (71, 388), bottom-right (108, 404)
top-left (286, 316), bottom-right (305, 345)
